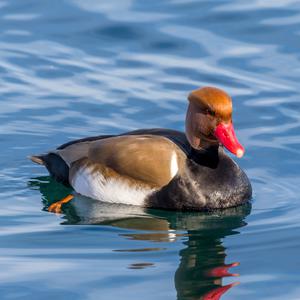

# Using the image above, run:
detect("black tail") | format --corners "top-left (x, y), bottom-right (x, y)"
top-left (29, 153), bottom-right (70, 186)
top-left (29, 155), bottom-right (45, 165)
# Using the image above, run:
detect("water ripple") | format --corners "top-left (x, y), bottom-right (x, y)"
top-left (1, 0), bottom-right (300, 299)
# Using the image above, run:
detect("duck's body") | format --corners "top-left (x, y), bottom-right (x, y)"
top-left (30, 87), bottom-right (252, 211)
top-left (31, 128), bottom-right (251, 210)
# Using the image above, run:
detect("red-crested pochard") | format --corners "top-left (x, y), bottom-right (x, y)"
top-left (30, 86), bottom-right (252, 213)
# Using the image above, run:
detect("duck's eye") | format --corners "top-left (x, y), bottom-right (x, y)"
top-left (204, 109), bottom-right (215, 116)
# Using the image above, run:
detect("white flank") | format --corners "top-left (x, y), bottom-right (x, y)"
top-left (71, 167), bottom-right (155, 206)
top-left (170, 151), bottom-right (178, 178)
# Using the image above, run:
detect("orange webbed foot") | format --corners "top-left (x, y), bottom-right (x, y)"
top-left (48, 194), bottom-right (74, 214)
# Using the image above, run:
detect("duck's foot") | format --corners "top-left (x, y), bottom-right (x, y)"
top-left (48, 194), bottom-right (74, 214)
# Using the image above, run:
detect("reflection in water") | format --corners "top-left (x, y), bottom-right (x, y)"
top-left (29, 176), bottom-right (251, 300)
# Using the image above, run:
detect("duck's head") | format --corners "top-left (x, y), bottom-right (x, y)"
top-left (185, 86), bottom-right (244, 158)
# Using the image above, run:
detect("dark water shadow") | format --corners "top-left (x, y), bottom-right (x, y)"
top-left (28, 176), bottom-right (251, 300)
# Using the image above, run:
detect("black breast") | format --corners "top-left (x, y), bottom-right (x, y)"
top-left (148, 147), bottom-right (252, 211)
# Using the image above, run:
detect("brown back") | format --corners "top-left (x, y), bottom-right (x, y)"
top-left (88, 135), bottom-right (186, 187)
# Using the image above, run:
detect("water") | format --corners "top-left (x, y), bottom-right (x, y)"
top-left (1, 0), bottom-right (300, 299)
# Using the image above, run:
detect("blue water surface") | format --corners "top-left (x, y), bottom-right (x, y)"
top-left (1, 0), bottom-right (300, 299)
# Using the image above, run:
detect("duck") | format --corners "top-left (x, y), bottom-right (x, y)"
top-left (30, 86), bottom-right (252, 213)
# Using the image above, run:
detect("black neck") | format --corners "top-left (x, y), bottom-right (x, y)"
top-left (188, 145), bottom-right (220, 168)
